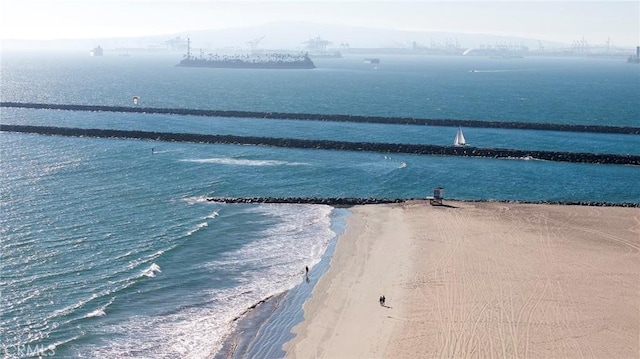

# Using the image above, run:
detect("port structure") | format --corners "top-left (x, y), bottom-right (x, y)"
top-left (247, 36), bottom-right (265, 53)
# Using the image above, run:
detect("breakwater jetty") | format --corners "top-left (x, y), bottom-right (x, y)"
top-left (207, 197), bottom-right (407, 206)
top-left (207, 197), bottom-right (640, 208)
top-left (2, 102), bottom-right (639, 135)
top-left (2, 124), bottom-right (639, 166)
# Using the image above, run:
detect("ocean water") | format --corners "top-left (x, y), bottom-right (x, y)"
top-left (1, 50), bottom-right (639, 358)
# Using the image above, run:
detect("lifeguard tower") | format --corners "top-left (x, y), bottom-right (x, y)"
top-left (428, 187), bottom-right (444, 205)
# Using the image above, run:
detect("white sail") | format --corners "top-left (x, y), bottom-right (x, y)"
top-left (454, 127), bottom-right (466, 146)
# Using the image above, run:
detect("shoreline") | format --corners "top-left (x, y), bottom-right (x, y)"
top-left (283, 200), bottom-right (640, 358)
top-left (213, 208), bottom-right (350, 359)
top-left (213, 292), bottom-right (285, 359)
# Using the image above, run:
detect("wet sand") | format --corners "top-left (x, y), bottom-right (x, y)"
top-left (283, 201), bottom-right (640, 358)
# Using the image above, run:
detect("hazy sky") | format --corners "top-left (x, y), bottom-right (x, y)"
top-left (1, 1), bottom-right (639, 46)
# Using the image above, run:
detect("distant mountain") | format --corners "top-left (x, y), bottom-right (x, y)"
top-left (2, 21), bottom-right (565, 52)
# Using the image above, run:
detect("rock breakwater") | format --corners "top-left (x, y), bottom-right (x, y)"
top-left (2, 124), bottom-right (638, 166)
top-left (207, 197), bottom-right (639, 207)
top-left (2, 102), bottom-right (638, 135)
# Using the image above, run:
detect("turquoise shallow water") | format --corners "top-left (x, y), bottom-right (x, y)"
top-left (1, 50), bottom-right (639, 357)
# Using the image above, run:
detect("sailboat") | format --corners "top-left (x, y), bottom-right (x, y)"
top-left (453, 127), bottom-right (467, 147)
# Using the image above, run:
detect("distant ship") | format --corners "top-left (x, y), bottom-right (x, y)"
top-left (176, 39), bottom-right (315, 69)
top-left (90, 46), bottom-right (103, 56)
top-left (364, 58), bottom-right (380, 64)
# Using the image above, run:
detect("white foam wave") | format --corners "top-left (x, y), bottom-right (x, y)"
top-left (124, 247), bottom-right (174, 280)
top-left (85, 297), bottom-right (115, 318)
top-left (26, 335), bottom-right (81, 357)
top-left (126, 252), bottom-right (156, 271)
top-left (114, 250), bottom-right (133, 261)
top-left (181, 195), bottom-right (210, 205)
top-left (149, 249), bottom-right (165, 260)
top-left (83, 204), bottom-right (340, 358)
top-left (86, 308), bottom-right (105, 318)
top-left (205, 210), bottom-right (219, 219)
top-left (46, 286), bottom-right (129, 325)
top-left (83, 304), bottom-right (239, 358)
top-left (385, 155), bottom-right (407, 167)
top-left (504, 155), bottom-right (540, 161)
top-left (51, 293), bottom-right (100, 318)
top-left (85, 266), bottom-right (319, 358)
top-left (142, 263), bottom-right (162, 278)
top-left (182, 157), bottom-right (308, 166)
top-left (186, 222), bottom-right (208, 237)
top-left (470, 69), bottom-right (532, 73)
top-left (363, 155), bottom-right (407, 174)
top-left (216, 203), bottom-right (335, 285)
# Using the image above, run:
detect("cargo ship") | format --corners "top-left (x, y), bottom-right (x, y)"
top-left (90, 45), bottom-right (103, 56)
top-left (176, 39), bottom-right (315, 69)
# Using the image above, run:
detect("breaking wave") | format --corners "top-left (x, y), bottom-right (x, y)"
top-left (182, 157), bottom-right (308, 166)
top-left (142, 263), bottom-right (162, 278)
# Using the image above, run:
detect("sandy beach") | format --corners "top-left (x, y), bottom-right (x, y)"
top-left (284, 201), bottom-right (640, 358)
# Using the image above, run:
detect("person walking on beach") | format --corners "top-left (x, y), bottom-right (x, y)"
top-left (304, 266), bottom-right (310, 283)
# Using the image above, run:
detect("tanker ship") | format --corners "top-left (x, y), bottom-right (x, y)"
top-left (176, 38), bottom-right (315, 69)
